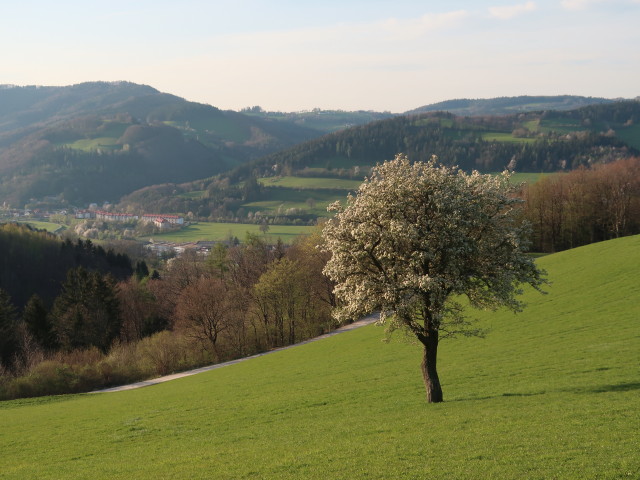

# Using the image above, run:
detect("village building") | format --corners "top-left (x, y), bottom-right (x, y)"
top-left (75, 209), bottom-right (94, 219)
top-left (94, 211), bottom-right (139, 222)
top-left (140, 214), bottom-right (184, 225)
top-left (153, 217), bottom-right (170, 230)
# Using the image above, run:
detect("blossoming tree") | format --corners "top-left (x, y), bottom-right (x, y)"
top-left (322, 154), bottom-right (546, 403)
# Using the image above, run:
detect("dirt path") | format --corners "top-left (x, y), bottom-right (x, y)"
top-left (92, 315), bottom-right (378, 393)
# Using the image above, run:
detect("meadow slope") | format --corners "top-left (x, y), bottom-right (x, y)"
top-left (0, 236), bottom-right (638, 479)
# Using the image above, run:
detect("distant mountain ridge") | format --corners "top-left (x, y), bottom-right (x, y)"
top-left (406, 95), bottom-right (617, 116)
top-left (1, 83), bottom-right (637, 210)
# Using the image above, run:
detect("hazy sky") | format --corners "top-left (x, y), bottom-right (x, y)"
top-left (2, 0), bottom-right (639, 112)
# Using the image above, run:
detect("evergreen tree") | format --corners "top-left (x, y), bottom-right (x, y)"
top-left (22, 294), bottom-right (55, 350)
top-left (0, 288), bottom-right (19, 368)
top-left (51, 267), bottom-right (122, 353)
top-left (135, 260), bottom-right (150, 280)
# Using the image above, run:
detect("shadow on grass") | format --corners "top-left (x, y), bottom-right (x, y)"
top-left (451, 382), bottom-right (640, 402)
top-left (0, 393), bottom-right (87, 410)
top-left (579, 382), bottom-right (640, 394)
top-left (449, 391), bottom-right (546, 402)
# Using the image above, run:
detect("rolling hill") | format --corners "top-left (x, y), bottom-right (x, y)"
top-left (124, 100), bottom-right (640, 223)
top-left (1, 235), bottom-right (638, 479)
top-left (245, 100), bottom-right (640, 177)
top-left (0, 82), bottom-right (323, 206)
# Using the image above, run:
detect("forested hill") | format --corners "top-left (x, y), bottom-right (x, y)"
top-left (406, 95), bottom-right (616, 116)
top-left (0, 82), bottom-right (322, 206)
top-left (228, 100), bottom-right (640, 181)
top-left (0, 223), bottom-right (134, 309)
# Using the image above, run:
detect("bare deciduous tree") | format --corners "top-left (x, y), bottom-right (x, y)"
top-left (174, 277), bottom-right (229, 359)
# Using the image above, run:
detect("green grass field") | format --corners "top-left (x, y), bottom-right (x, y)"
top-left (1, 235), bottom-right (638, 479)
top-left (258, 176), bottom-right (362, 190)
top-left (177, 190), bottom-right (206, 199)
top-left (61, 121), bottom-right (130, 152)
top-left (508, 172), bottom-right (551, 184)
top-left (164, 118), bottom-right (250, 143)
top-left (537, 118), bottom-right (584, 134)
top-left (15, 220), bottom-right (66, 233)
top-left (63, 137), bottom-right (121, 151)
top-left (243, 188), bottom-right (353, 217)
top-left (615, 123), bottom-right (640, 150)
top-left (140, 221), bottom-right (315, 243)
top-left (481, 132), bottom-right (537, 144)
top-left (248, 173), bottom-right (547, 219)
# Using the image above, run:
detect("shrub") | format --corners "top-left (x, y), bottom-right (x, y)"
top-left (137, 331), bottom-right (188, 376)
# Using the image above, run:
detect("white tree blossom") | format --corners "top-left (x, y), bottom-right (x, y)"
top-left (322, 154), bottom-right (546, 403)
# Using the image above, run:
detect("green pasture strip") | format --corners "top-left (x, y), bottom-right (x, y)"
top-left (508, 172), bottom-right (547, 184)
top-left (522, 119), bottom-right (540, 132)
top-left (1, 235), bottom-right (639, 479)
top-left (486, 172), bottom-right (550, 185)
top-left (64, 137), bottom-right (121, 152)
top-left (177, 190), bottom-right (205, 199)
top-left (14, 220), bottom-right (66, 233)
top-left (140, 221), bottom-right (315, 243)
top-left (481, 132), bottom-right (537, 144)
top-left (243, 188), bottom-right (348, 217)
top-left (413, 117), bottom-right (455, 128)
top-left (615, 123), bottom-right (640, 150)
top-left (98, 121), bottom-right (130, 138)
top-left (259, 176), bottom-right (362, 190)
top-left (538, 118), bottom-right (584, 134)
top-left (164, 118), bottom-right (249, 143)
top-left (307, 156), bottom-right (369, 170)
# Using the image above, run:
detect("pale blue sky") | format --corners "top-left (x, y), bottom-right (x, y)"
top-left (1, 0), bottom-right (639, 112)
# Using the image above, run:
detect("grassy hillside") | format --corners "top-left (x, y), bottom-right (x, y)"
top-left (239, 172), bottom-right (543, 221)
top-left (140, 221), bottom-right (315, 243)
top-left (1, 229), bottom-right (638, 479)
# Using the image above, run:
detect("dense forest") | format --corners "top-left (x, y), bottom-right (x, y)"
top-left (0, 224), bottom-right (134, 308)
top-left (243, 102), bottom-right (639, 177)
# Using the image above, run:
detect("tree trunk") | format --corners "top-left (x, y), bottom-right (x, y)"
top-left (421, 330), bottom-right (443, 403)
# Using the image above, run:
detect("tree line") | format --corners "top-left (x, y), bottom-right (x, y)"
top-left (0, 228), bottom-right (335, 399)
top-left (519, 157), bottom-right (640, 252)
top-left (0, 224), bottom-right (133, 307)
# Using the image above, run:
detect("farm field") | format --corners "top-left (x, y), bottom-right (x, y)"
top-left (508, 171), bottom-right (551, 184)
top-left (1, 235), bottom-right (638, 479)
top-left (243, 187), bottom-right (352, 218)
top-left (140, 221), bottom-right (315, 243)
top-left (614, 123), bottom-right (640, 150)
top-left (13, 220), bottom-right (66, 233)
top-left (258, 176), bottom-right (362, 190)
top-left (249, 172), bottom-right (546, 220)
top-left (60, 121), bottom-right (130, 152)
top-left (480, 132), bottom-right (537, 144)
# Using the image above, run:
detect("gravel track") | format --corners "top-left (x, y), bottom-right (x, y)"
top-left (92, 315), bottom-right (378, 393)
